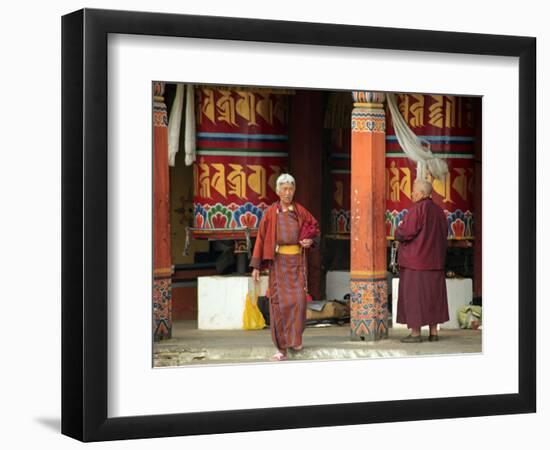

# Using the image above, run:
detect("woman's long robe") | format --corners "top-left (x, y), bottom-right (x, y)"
top-left (250, 202), bottom-right (320, 350)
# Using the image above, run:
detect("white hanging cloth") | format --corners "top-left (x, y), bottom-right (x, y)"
top-left (386, 92), bottom-right (449, 181)
top-left (184, 84), bottom-right (196, 166)
top-left (167, 83), bottom-right (184, 167)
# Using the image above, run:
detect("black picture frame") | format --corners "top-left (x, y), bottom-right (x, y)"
top-left (61, 8), bottom-right (536, 442)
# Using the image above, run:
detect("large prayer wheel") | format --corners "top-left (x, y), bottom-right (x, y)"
top-left (193, 87), bottom-right (290, 238)
top-left (385, 94), bottom-right (480, 240)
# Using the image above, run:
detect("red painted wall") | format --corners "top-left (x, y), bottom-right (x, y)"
top-left (171, 285), bottom-right (198, 320)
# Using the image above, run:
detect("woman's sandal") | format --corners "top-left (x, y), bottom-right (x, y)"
top-left (270, 351), bottom-right (287, 361)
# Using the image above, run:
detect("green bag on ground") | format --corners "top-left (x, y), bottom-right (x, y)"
top-left (457, 305), bottom-right (482, 329)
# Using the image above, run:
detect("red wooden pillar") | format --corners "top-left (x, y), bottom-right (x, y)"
top-left (350, 92), bottom-right (388, 341)
top-left (153, 82), bottom-right (172, 340)
top-left (289, 90), bottom-right (324, 300)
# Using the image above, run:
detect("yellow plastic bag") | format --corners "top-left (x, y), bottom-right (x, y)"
top-left (243, 292), bottom-right (266, 330)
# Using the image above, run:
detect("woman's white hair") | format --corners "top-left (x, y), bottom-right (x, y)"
top-left (276, 173), bottom-right (296, 191)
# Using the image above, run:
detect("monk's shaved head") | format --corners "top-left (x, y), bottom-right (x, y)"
top-left (413, 179), bottom-right (433, 196)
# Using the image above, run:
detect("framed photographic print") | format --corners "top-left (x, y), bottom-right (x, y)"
top-left (61, 8), bottom-right (536, 442)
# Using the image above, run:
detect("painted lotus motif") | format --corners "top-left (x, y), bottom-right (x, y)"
top-left (194, 201), bottom-right (268, 230)
top-left (385, 219), bottom-right (392, 237)
top-left (337, 215), bottom-right (348, 233)
top-left (239, 212), bottom-right (258, 228)
top-left (463, 211), bottom-right (474, 237)
top-left (445, 209), bottom-right (474, 239)
top-left (385, 209), bottom-right (409, 238)
top-left (451, 218), bottom-right (465, 239)
top-left (330, 209), bottom-right (350, 233)
top-left (211, 212), bottom-right (228, 228)
top-left (234, 203), bottom-right (263, 229)
top-left (207, 204), bottom-right (232, 229)
top-left (194, 204), bottom-right (207, 229)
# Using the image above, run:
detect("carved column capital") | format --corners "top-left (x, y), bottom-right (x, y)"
top-left (153, 81), bottom-right (166, 99)
top-left (352, 91), bottom-right (386, 108)
top-left (351, 91), bottom-right (386, 134)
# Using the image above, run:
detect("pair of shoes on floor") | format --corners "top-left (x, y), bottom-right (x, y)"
top-left (428, 334), bottom-right (439, 342)
top-left (270, 351), bottom-right (287, 361)
top-left (400, 334), bottom-right (423, 343)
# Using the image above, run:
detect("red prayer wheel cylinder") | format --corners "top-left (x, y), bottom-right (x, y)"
top-left (193, 87), bottom-right (290, 236)
top-left (385, 94), bottom-right (480, 240)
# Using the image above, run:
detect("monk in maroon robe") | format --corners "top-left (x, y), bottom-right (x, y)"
top-left (250, 174), bottom-right (320, 361)
top-left (395, 179), bottom-right (449, 343)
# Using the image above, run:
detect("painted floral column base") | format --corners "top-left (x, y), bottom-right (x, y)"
top-left (153, 277), bottom-right (172, 341)
top-left (350, 280), bottom-right (389, 341)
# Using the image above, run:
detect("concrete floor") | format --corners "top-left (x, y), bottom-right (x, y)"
top-left (154, 320), bottom-right (482, 367)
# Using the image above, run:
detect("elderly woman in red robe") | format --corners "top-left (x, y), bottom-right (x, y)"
top-left (250, 173), bottom-right (320, 361)
top-left (395, 178), bottom-right (449, 343)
